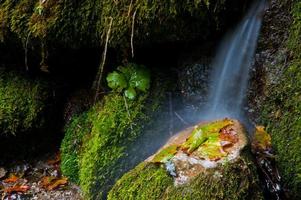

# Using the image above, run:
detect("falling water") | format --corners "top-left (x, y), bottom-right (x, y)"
top-left (203, 0), bottom-right (266, 120)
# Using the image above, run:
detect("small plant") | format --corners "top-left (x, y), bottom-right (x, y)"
top-left (106, 63), bottom-right (150, 99)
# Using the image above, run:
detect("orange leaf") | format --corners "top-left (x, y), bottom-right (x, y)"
top-left (4, 185), bottom-right (30, 194)
top-left (47, 177), bottom-right (68, 191)
top-left (40, 176), bottom-right (68, 191)
top-left (3, 175), bottom-right (19, 183)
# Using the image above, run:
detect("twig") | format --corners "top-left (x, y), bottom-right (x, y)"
top-left (123, 95), bottom-right (133, 131)
top-left (168, 93), bottom-right (174, 136)
top-left (174, 112), bottom-right (189, 125)
top-left (131, 10), bottom-right (137, 58)
top-left (93, 17), bottom-right (113, 103)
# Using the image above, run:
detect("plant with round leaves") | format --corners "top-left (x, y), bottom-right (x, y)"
top-left (106, 63), bottom-right (150, 99)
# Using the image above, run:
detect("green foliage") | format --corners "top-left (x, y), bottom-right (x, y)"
top-left (60, 109), bottom-right (96, 184)
top-left (106, 63), bottom-right (150, 99)
top-left (108, 151), bottom-right (263, 200)
top-left (259, 1), bottom-right (301, 198)
top-left (0, 69), bottom-right (48, 135)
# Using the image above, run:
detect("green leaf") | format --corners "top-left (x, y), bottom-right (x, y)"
top-left (129, 68), bottom-right (150, 92)
top-left (124, 87), bottom-right (137, 100)
top-left (181, 119), bottom-right (233, 154)
top-left (197, 140), bottom-right (227, 161)
top-left (117, 65), bottom-right (134, 81)
top-left (181, 128), bottom-right (207, 154)
top-left (151, 145), bottom-right (179, 164)
top-left (106, 72), bottom-right (127, 91)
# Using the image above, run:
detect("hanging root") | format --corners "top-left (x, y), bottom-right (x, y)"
top-left (128, 0), bottom-right (133, 17)
top-left (131, 10), bottom-right (137, 58)
top-left (24, 32), bottom-right (30, 71)
top-left (93, 17), bottom-right (113, 103)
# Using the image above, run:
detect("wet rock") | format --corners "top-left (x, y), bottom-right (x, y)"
top-left (108, 119), bottom-right (263, 200)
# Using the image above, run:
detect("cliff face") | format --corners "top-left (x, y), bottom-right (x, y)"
top-left (249, 0), bottom-right (301, 198)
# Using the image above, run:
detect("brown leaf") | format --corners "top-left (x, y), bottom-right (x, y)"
top-left (4, 185), bottom-right (30, 194)
top-left (219, 128), bottom-right (238, 144)
top-left (3, 175), bottom-right (19, 183)
top-left (40, 176), bottom-right (68, 191)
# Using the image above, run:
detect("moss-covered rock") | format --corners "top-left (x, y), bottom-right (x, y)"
top-left (257, 1), bottom-right (301, 198)
top-left (0, 69), bottom-right (48, 135)
top-left (108, 119), bottom-right (263, 200)
top-left (60, 67), bottom-right (169, 199)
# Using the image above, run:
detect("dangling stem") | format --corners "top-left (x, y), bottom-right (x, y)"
top-left (131, 10), bottom-right (137, 58)
top-left (123, 95), bottom-right (133, 132)
top-left (24, 32), bottom-right (31, 71)
top-left (93, 17), bottom-right (113, 103)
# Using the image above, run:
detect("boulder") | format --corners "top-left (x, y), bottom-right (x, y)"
top-left (108, 118), bottom-right (263, 200)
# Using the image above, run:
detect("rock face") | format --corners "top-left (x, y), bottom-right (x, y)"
top-left (108, 119), bottom-right (263, 200)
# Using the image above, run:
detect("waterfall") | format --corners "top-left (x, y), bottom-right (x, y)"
top-left (203, 0), bottom-right (266, 120)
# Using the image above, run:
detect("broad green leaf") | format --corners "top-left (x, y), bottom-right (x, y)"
top-left (129, 68), bottom-right (150, 92)
top-left (197, 140), bottom-right (227, 161)
top-left (151, 145), bottom-right (179, 164)
top-left (124, 87), bottom-right (137, 100)
top-left (182, 128), bottom-right (207, 154)
top-left (117, 65), bottom-right (134, 81)
top-left (181, 119), bottom-right (234, 154)
top-left (106, 72), bottom-right (127, 91)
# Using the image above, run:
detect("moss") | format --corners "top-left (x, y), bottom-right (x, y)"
top-left (259, 1), bottom-right (301, 198)
top-left (0, 68), bottom-right (48, 135)
top-left (60, 108), bottom-right (96, 184)
top-left (108, 150), bottom-right (263, 200)
top-left (108, 162), bottom-right (173, 200)
top-left (0, 0), bottom-right (232, 48)
top-left (79, 93), bottom-right (149, 199)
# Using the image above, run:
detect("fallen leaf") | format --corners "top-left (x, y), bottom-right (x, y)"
top-left (3, 175), bottom-right (19, 183)
top-left (252, 126), bottom-right (272, 152)
top-left (47, 177), bottom-right (68, 190)
top-left (181, 119), bottom-right (234, 153)
top-left (151, 145), bottom-right (179, 164)
top-left (4, 185), bottom-right (30, 194)
top-left (40, 176), bottom-right (68, 190)
top-left (219, 128), bottom-right (238, 145)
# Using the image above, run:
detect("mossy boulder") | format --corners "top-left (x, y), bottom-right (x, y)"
top-left (257, 1), bottom-right (301, 198)
top-left (108, 119), bottom-right (263, 200)
top-left (61, 69), bottom-right (168, 199)
top-left (0, 69), bottom-right (48, 135)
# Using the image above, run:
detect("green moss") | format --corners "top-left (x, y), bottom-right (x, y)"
top-left (60, 108), bottom-right (96, 183)
top-left (79, 93), bottom-right (149, 199)
top-left (108, 150), bottom-right (263, 200)
top-left (0, 0), bottom-right (229, 47)
top-left (108, 162), bottom-right (173, 200)
top-left (0, 69), bottom-right (48, 135)
top-left (259, 1), bottom-right (301, 198)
